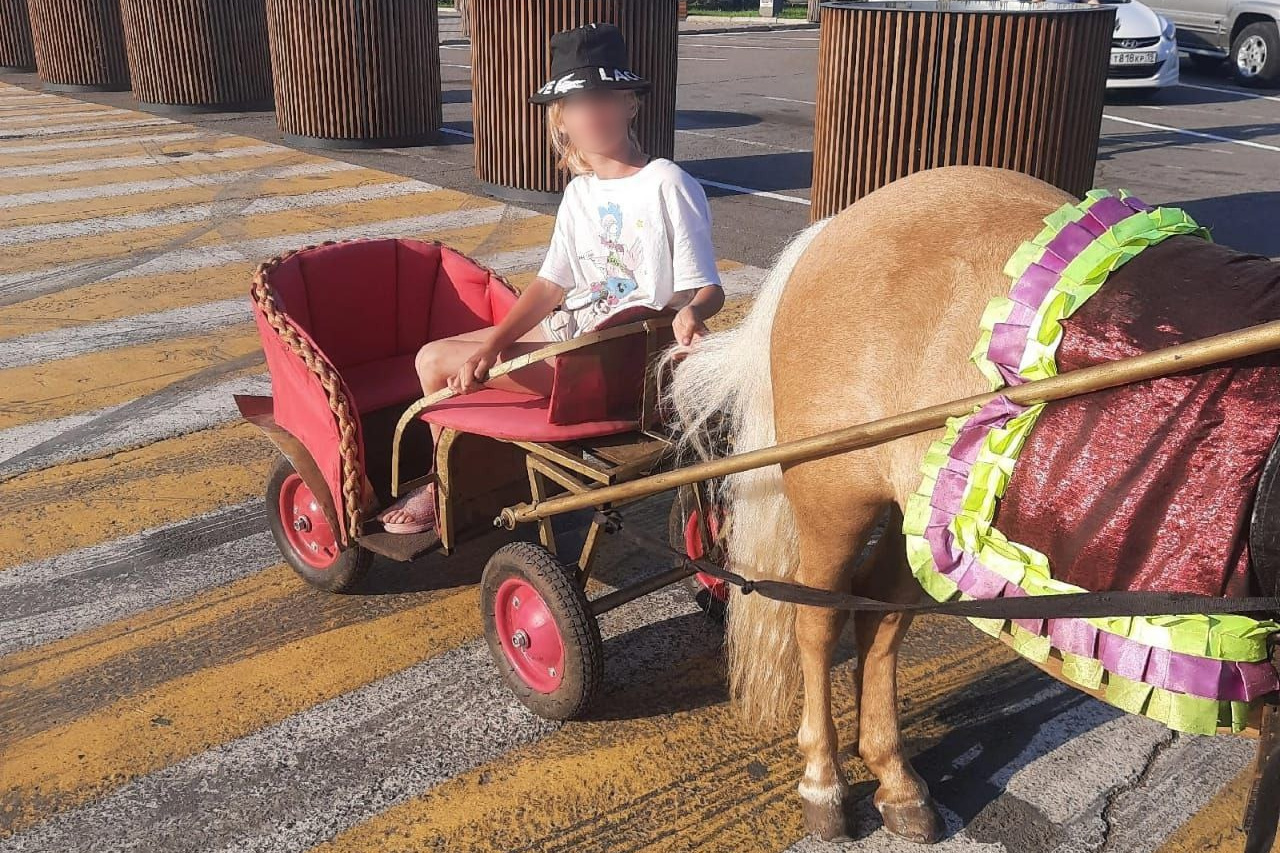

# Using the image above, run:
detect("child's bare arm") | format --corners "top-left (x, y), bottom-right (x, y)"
top-left (673, 284), bottom-right (725, 347)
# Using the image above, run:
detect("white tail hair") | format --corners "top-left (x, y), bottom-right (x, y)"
top-left (662, 216), bottom-right (833, 729)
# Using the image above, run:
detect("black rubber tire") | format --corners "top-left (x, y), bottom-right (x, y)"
top-left (265, 456), bottom-right (371, 593)
top-left (668, 488), bottom-right (728, 624)
top-left (1231, 22), bottom-right (1280, 87)
top-left (481, 541), bottom-right (603, 720)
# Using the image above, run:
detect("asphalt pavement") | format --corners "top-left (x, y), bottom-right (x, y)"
top-left (0, 15), bottom-right (1278, 853)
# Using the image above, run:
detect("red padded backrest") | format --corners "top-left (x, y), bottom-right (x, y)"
top-left (294, 240), bottom-right (399, 368)
top-left (489, 275), bottom-right (519, 323)
top-left (546, 307), bottom-right (673, 426)
top-left (263, 257), bottom-right (312, 332)
top-left (395, 240), bottom-right (443, 356)
top-left (427, 247), bottom-right (500, 340)
top-left (264, 238), bottom-right (518, 376)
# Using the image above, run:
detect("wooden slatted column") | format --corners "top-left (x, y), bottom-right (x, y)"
top-left (120, 0), bottom-right (273, 113)
top-left (28, 0), bottom-right (129, 92)
top-left (811, 0), bottom-right (1115, 221)
top-left (0, 0), bottom-right (36, 71)
top-left (471, 0), bottom-right (678, 203)
top-left (265, 0), bottom-right (442, 148)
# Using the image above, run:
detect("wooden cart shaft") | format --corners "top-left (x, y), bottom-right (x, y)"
top-left (498, 318), bottom-right (1280, 527)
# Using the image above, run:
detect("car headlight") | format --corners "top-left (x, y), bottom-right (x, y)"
top-left (1160, 15), bottom-right (1176, 40)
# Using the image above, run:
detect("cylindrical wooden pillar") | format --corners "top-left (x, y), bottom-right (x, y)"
top-left (471, 0), bottom-right (679, 203)
top-left (811, 0), bottom-right (1115, 221)
top-left (27, 0), bottom-right (129, 92)
top-left (0, 0), bottom-right (36, 71)
top-left (265, 0), bottom-right (442, 149)
top-left (120, 0), bottom-right (273, 113)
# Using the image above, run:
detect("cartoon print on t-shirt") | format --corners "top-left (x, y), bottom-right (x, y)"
top-left (582, 201), bottom-right (644, 316)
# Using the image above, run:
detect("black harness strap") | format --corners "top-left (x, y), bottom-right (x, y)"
top-left (595, 511), bottom-right (1280, 620)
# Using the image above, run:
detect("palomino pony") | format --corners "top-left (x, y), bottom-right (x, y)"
top-left (667, 165), bottom-right (1133, 843)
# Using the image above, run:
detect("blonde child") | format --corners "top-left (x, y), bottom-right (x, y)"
top-left (379, 22), bottom-right (724, 533)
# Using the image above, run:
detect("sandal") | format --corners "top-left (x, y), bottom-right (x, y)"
top-left (377, 482), bottom-right (438, 535)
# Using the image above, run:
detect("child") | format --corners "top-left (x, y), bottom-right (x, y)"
top-left (379, 22), bottom-right (725, 533)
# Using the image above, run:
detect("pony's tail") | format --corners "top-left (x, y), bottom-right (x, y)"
top-left (662, 217), bottom-right (832, 730)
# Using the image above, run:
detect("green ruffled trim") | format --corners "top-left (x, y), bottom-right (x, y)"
top-left (904, 412), bottom-right (1280, 663)
top-left (904, 191), bottom-right (1279, 735)
top-left (970, 190), bottom-right (1212, 389)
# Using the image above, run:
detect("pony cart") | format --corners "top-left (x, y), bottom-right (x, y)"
top-left (238, 174), bottom-right (1280, 850)
top-left (236, 238), bottom-right (726, 720)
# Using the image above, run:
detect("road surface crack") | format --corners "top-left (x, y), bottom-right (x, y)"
top-left (1096, 729), bottom-right (1178, 853)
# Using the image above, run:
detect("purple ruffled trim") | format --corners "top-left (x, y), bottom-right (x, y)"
top-left (925, 397), bottom-right (1280, 702)
top-left (985, 194), bottom-right (1155, 386)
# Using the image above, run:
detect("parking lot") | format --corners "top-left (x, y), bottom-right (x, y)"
top-left (1, 15), bottom-right (1279, 853)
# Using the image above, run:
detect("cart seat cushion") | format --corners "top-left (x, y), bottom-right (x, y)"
top-left (267, 239), bottom-right (518, 371)
top-left (341, 354), bottom-right (422, 414)
top-left (420, 388), bottom-right (639, 442)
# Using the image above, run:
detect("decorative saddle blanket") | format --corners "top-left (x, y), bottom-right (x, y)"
top-left (904, 190), bottom-right (1280, 735)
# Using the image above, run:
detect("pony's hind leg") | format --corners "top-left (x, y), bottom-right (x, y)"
top-left (791, 500), bottom-right (883, 841)
top-left (853, 508), bottom-right (943, 843)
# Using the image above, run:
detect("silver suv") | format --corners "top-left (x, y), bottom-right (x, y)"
top-left (1146, 0), bottom-right (1280, 84)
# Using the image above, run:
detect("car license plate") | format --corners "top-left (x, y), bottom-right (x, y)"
top-left (1111, 50), bottom-right (1158, 65)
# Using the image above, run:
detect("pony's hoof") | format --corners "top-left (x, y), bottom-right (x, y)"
top-left (877, 797), bottom-right (943, 844)
top-left (802, 796), bottom-right (853, 842)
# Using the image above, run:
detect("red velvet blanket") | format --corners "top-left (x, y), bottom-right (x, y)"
top-left (993, 235), bottom-right (1280, 599)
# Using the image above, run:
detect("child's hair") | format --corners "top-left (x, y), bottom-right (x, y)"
top-left (546, 90), bottom-right (644, 176)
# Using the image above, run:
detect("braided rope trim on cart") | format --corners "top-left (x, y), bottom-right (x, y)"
top-left (251, 238), bottom-right (522, 542)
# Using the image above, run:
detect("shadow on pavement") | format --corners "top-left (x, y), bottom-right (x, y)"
top-left (691, 150), bottom-right (813, 194)
top-left (1175, 191), bottom-right (1280, 257)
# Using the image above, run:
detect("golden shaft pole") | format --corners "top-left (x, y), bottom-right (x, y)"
top-left (497, 318), bottom-right (1280, 528)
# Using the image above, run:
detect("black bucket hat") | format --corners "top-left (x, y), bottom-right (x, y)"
top-left (530, 22), bottom-right (652, 105)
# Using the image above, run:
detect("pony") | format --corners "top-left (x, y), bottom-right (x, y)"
top-left (667, 165), bottom-right (1113, 843)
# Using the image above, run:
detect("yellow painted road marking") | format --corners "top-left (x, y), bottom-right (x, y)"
top-left (0, 564), bottom-right (296, 691)
top-left (0, 188), bottom-right (492, 276)
top-left (311, 630), bottom-right (1014, 853)
top-left (1154, 764), bottom-right (1252, 852)
top-left (0, 148), bottom-right (323, 195)
top-left (6, 166), bottom-right (397, 229)
top-left (0, 324), bottom-right (262, 430)
top-left (0, 420), bottom-right (272, 570)
top-left (0, 587), bottom-right (480, 836)
top-left (0, 214), bottom-right (556, 339)
top-left (0, 132), bottom-right (267, 168)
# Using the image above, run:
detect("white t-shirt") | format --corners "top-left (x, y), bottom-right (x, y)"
top-left (536, 157), bottom-right (722, 339)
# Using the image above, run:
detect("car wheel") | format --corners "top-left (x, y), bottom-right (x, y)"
top-left (1231, 22), bottom-right (1280, 86)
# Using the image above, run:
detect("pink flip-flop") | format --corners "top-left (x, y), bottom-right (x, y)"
top-left (377, 482), bottom-right (437, 535)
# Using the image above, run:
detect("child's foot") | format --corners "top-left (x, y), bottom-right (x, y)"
top-left (377, 483), bottom-right (437, 535)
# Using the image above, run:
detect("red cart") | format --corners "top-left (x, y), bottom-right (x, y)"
top-left (236, 238), bottom-right (726, 719)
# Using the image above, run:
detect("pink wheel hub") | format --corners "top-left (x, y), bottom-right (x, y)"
top-left (685, 510), bottom-right (729, 602)
top-left (279, 472), bottom-right (339, 569)
top-left (494, 577), bottom-right (565, 693)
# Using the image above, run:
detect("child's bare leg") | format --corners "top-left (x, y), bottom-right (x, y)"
top-left (379, 327), bottom-right (552, 528)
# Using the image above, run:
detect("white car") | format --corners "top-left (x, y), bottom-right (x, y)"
top-left (1104, 0), bottom-right (1181, 89)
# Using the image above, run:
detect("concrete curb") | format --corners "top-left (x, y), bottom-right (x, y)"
top-left (680, 21), bottom-right (820, 34)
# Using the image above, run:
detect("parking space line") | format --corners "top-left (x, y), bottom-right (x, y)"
top-left (696, 176), bottom-right (811, 205)
top-left (1178, 82), bottom-right (1280, 104)
top-left (679, 42), bottom-right (817, 50)
top-left (1102, 113), bottom-right (1280, 153)
top-left (762, 95), bottom-right (816, 106)
top-left (677, 127), bottom-right (805, 152)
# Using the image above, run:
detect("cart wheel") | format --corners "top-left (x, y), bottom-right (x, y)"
top-left (669, 489), bottom-right (730, 623)
top-left (481, 542), bottom-right (602, 720)
top-left (266, 456), bottom-right (370, 593)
